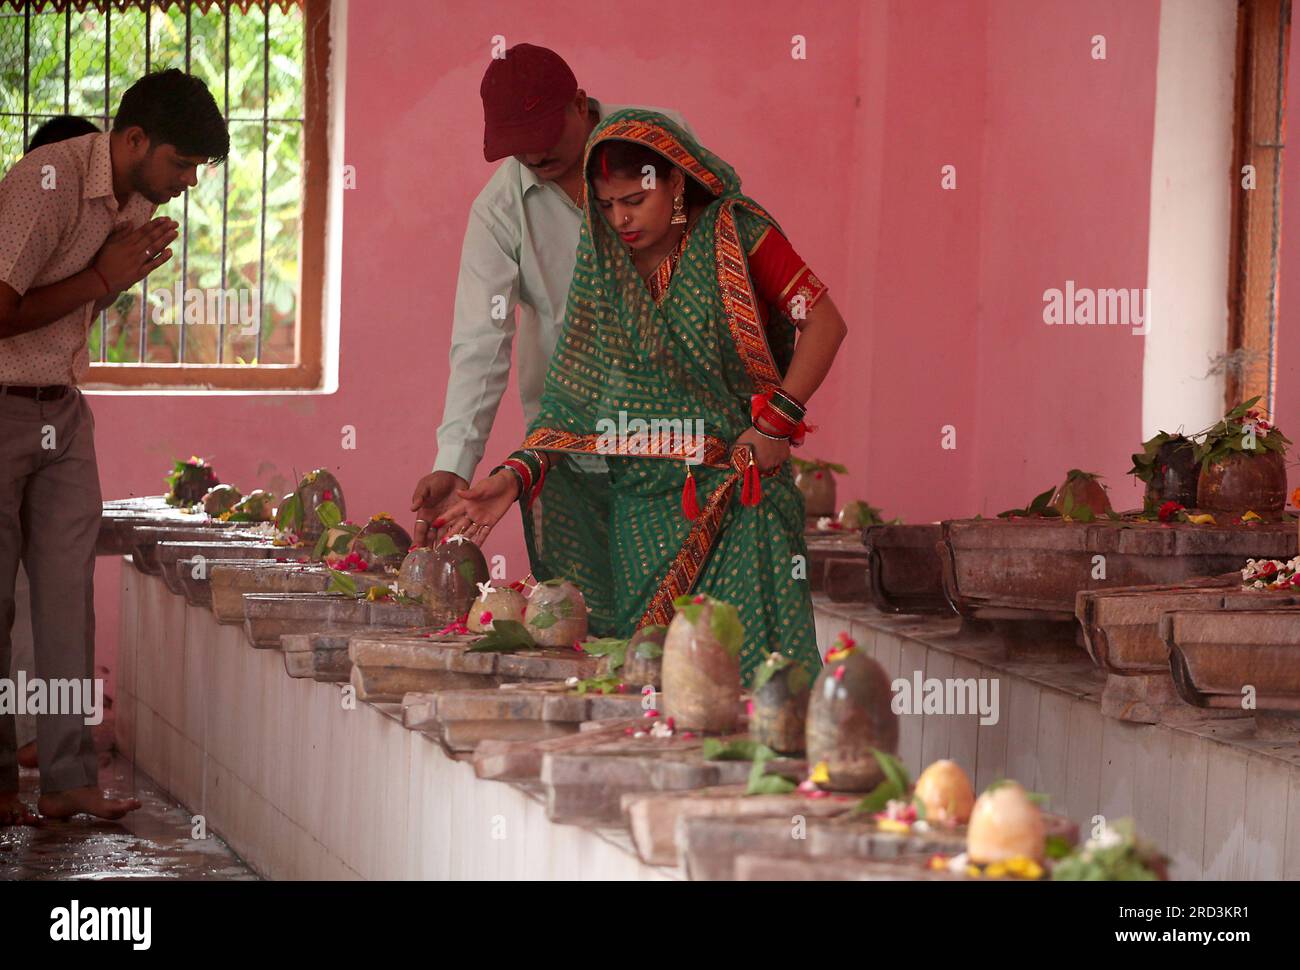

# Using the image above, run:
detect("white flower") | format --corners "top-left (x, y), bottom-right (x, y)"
top-left (564, 676), bottom-right (579, 687)
top-left (649, 720), bottom-right (675, 738)
top-left (946, 852), bottom-right (969, 874)
top-left (633, 730), bottom-right (647, 739)
top-left (816, 516), bottom-right (834, 530)
top-left (912, 820), bottom-right (930, 833)
top-left (476, 580), bottom-right (497, 602)
top-left (446, 534), bottom-right (469, 545)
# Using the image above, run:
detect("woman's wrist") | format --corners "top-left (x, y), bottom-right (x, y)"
top-left (490, 463), bottom-right (526, 501)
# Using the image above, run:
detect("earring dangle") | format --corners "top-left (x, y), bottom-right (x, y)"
top-left (670, 193), bottom-right (687, 225)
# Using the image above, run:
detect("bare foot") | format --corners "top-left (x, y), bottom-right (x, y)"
top-left (17, 742), bottom-right (37, 770)
top-left (0, 790), bottom-right (39, 826)
top-left (37, 786), bottom-right (142, 821)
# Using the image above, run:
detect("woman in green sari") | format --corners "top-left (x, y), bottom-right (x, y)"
top-left (437, 109), bottom-right (847, 682)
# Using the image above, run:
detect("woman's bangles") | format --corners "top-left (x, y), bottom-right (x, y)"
top-left (491, 449), bottom-right (548, 505)
top-left (751, 387), bottom-right (814, 446)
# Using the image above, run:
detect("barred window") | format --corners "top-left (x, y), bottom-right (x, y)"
top-left (0, 0), bottom-right (330, 389)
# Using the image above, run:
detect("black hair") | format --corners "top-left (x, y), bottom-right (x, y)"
top-left (587, 139), bottom-right (713, 209)
top-left (113, 68), bottom-right (229, 164)
top-left (26, 115), bottom-right (100, 153)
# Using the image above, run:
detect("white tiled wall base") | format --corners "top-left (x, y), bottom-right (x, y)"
top-left (814, 598), bottom-right (1300, 882)
top-left (115, 566), bottom-right (672, 881)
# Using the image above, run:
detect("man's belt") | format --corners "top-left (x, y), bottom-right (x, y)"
top-left (0, 384), bottom-right (71, 400)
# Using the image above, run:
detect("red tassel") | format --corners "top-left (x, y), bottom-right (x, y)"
top-left (741, 456), bottom-right (762, 507)
top-left (681, 465), bottom-right (700, 520)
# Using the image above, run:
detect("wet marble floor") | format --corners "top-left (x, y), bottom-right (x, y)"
top-left (0, 719), bottom-right (258, 881)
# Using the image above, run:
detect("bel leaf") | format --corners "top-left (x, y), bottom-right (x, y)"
top-left (467, 619), bottom-right (537, 653)
top-left (360, 532), bottom-right (400, 558)
top-left (316, 500), bottom-right (343, 529)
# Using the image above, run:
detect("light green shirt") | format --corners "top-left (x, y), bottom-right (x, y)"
top-left (433, 99), bottom-right (694, 482)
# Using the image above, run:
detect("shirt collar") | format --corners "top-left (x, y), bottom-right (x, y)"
top-left (83, 131), bottom-right (120, 210)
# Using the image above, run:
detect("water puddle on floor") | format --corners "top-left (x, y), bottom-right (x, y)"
top-left (1, 724), bottom-right (258, 881)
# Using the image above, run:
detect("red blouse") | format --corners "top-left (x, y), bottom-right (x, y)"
top-left (747, 226), bottom-right (828, 323)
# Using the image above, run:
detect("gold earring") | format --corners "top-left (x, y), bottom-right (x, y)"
top-left (670, 192), bottom-right (687, 225)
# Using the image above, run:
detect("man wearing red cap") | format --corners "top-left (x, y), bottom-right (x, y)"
top-left (410, 45), bottom-right (692, 544)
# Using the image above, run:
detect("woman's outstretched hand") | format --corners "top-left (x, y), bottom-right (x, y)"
top-left (733, 427), bottom-right (790, 473)
top-left (433, 470), bottom-right (519, 546)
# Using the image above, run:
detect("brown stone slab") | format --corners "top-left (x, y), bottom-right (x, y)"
top-left (825, 557), bottom-right (870, 603)
top-left (401, 692), bottom-right (439, 730)
top-left (734, 853), bottom-right (958, 881)
top-left (157, 538), bottom-right (279, 596)
top-left (1077, 574), bottom-right (1276, 675)
top-left (496, 651), bottom-right (600, 681)
top-left (941, 517), bottom-right (1297, 622)
top-left (283, 651), bottom-right (313, 678)
top-left (682, 809), bottom-right (1079, 881)
top-left (350, 664), bottom-right (496, 703)
top-left (472, 720), bottom-right (641, 781)
top-left (1164, 607), bottom-right (1300, 713)
top-left (281, 630), bottom-right (360, 682)
top-left (622, 785), bottom-right (855, 867)
top-left (680, 813), bottom-right (943, 881)
top-left (805, 532), bottom-right (868, 593)
top-left (129, 524), bottom-right (250, 575)
top-left (441, 719), bottom-right (577, 754)
top-left (541, 733), bottom-right (803, 825)
top-left (243, 593), bottom-right (434, 649)
top-left (399, 683), bottom-right (646, 730)
top-left (863, 523), bottom-right (952, 615)
top-left (97, 498), bottom-right (219, 556)
top-left (210, 561), bottom-right (390, 624)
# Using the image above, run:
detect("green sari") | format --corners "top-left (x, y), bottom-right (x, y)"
top-left (520, 109), bottom-right (821, 683)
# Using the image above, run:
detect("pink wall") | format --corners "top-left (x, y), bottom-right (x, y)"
top-left (88, 0), bottom-right (1163, 685)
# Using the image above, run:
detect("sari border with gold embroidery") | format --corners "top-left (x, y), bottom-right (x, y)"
top-left (522, 427), bottom-right (732, 468)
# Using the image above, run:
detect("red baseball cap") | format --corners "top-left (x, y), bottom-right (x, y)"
top-left (481, 44), bottom-right (578, 162)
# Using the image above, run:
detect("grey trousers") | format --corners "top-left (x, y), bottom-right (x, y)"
top-left (0, 388), bottom-right (101, 794)
top-left (10, 564), bottom-right (35, 750)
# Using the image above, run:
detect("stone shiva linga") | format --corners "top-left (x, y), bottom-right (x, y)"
top-left (523, 578), bottom-right (589, 647)
top-left (396, 535), bottom-right (489, 623)
top-left (804, 631), bottom-right (900, 790)
top-left (913, 758), bottom-right (976, 826)
top-left (467, 580), bottom-right (528, 633)
top-left (661, 593), bottom-right (744, 734)
top-left (165, 456), bottom-right (219, 507)
top-left (965, 781), bottom-right (1046, 865)
top-left (793, 457), bottom-right (846, 519)
top-left (749, 651), bottom-right (812, 754)
top-left (277, 468), bottom-right (347, 543)
top-left (621, 623), bottom-right (667, 688)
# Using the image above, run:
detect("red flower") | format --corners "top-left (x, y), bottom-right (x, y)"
top-left (322, 489), bottom-right (334, 501)
top-left (1257, 561), bottom-right (1279, 577)
top-left (833, 666), bottom-right (846, 682)
top-left (645, 709), bottom-right (659, 719)
top-left (693, 594), bottom-right (706, 604)
top-left (1157, 501), bottom-right (1184, 522)
top-left (480, 611), bottom-right (493, 624)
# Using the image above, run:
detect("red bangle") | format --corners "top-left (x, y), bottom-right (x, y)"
top-left (91, 266), bottom-right (112, 296)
